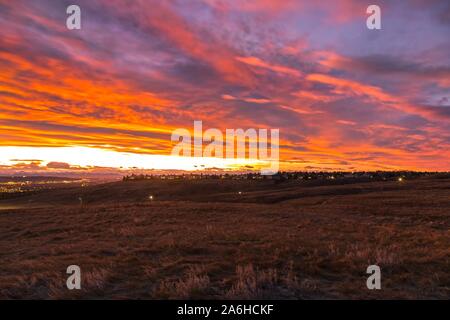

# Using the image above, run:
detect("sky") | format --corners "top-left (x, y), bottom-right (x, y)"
top-left (0, 0), bottom-right (449, 176)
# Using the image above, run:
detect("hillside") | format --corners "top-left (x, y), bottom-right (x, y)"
top-left (0, 176), bottom-right (449, 299)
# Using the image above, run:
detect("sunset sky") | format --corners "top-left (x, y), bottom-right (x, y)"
top-left (0, 0), bottom-right (449, 175)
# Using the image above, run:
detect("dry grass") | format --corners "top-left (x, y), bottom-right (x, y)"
top-left (226, 264), bottom-right (278, 299)
top-left (0, 176), bottom-right (449, 299)
top-left (156, 266), bottom-right (210, 299)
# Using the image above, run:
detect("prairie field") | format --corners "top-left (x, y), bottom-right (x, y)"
top-left (0, 175), bottom-right (449, 299)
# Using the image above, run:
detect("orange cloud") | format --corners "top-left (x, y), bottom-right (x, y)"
top-left (236, 56), bottom-right (302, 77)
top-left (306, 73), bottom-right (450, 123)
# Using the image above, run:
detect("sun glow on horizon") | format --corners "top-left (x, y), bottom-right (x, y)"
top-left (0, 146), bottom-right (266, 172)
